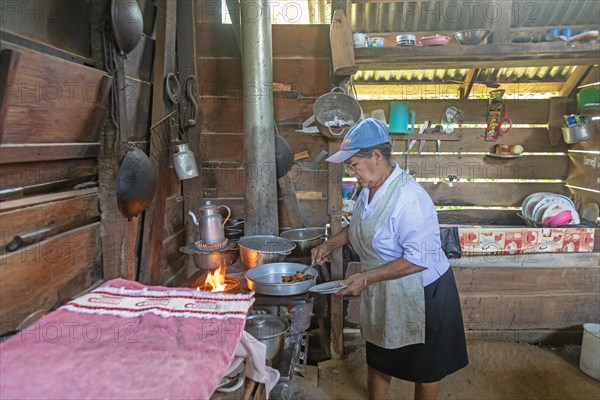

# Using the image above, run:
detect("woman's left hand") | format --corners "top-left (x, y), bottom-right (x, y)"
top-left (336, 272), bottom-right (368, 296)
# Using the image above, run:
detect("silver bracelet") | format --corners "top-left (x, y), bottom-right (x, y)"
top-left (363, 272), bottom-right (368, 287)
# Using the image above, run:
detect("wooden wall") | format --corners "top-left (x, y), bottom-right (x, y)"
top-left (0, 35), bottom-right (106, 332)
top-left (358, 98), bottom-right (571, 225)
top-left (566, 66), bottom-right (600, 209)
top-left (196, 13), bottom-right (332, 229)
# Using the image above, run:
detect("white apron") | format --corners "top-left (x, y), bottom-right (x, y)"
top-left (349, 171), bottom-right (425, 349)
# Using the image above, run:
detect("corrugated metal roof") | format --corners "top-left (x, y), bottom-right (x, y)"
top-left (350, 0), bottom-right (600, 33)
top-left (353, 66), bottom-right (576, 84)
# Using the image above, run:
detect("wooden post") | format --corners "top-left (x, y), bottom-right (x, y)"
top-left (328, 140), bottom-right (344, 359)
top-left (177, 0), bottom-right (204, 276)
top-left (140, 0), bottom-right (178, 284)
top-left (330, 9), bottom-right (358, 76)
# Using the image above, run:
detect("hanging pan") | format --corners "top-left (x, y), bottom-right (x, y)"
top-left (117, 145), bottom-right (157, 220)
top-left (111, 0), bottom-right (144, 55)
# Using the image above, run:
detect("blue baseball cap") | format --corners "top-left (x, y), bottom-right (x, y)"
top-left (326, 118), bottom-right (391, 163)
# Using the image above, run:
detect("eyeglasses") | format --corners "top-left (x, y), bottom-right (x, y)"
top-left (344, 160), bottom-right (360, 174)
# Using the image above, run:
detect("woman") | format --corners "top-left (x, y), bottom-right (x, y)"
top-left (312, 118), bottom-right (468, 400)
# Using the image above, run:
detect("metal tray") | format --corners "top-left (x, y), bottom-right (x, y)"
top-left (245, 263), bottom-right (318, 296)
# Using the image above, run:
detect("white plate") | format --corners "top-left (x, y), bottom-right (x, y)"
top-left (309, 281), bottom-right (348, 294)
top-left (531, 196), bottom-right (576, 222)
top-left (524, 192), bottom-right (553, 219)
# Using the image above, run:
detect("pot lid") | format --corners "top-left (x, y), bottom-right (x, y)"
top-left (245, 315), bottom-right (289, 340)
top-left (280, 227), bottom-right (325, 241)
top-left (239, 235), bottom-right (295, 253)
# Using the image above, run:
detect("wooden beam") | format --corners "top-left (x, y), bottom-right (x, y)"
top-left (140, 0), bottom-right (178, 285)
top-left (177, 0), bottom-right (204, 277)
top-left (460, 68), bottom-right (478, 99)
top-left (355, 42), bottom-right (600, 71)
top-left (0, 49), bottom-right (19, 144)
top-left (330, 9), bottom-right (358, 76)
top-left (559, 66), bottom-right (593, 97)
top-left (0, 143), bottom-right (100, 163)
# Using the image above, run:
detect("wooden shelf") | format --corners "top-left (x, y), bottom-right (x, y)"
top-left (355, 41), bottom-right (600, 70)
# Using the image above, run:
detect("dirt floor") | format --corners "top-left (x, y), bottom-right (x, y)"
top-left (289, 340), bottom-right (600, 400)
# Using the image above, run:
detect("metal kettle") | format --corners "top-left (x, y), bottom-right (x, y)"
top-left (188, 201), bottom-right (231, 244)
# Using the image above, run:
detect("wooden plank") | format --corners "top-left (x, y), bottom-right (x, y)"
top-left (202, 166), bottom-right (329, 198)
top-left (0, 193), bottom-right (99, 249)
top-left (140, 0), bottom-right (178, 285)
top-left (422, 182), bottom-right (569, 207)
top-left (160, 230), bottom-right (187, 285)
top-left (0, 49), bottom-right (20, 143)
top-left (196, 24), bottom-right (330, 58)
top-left (0, 143), bottom-right (101, 163)
top-left (0, 159), bottom-right (97, 188)
top-left (278, 173), bottom-right (304, 228)
top-left (547, 97), bottom-right (576, 145)
top-left (391, 128), bottom-right (567, 153)
top-left (453, 266), bottom-right (600, 295)
top-left (198, 58), bottom-right (330, 98)
top-left (400, 154), bottom-right (568, 180)
top-left (177, 0), bottom-right (204, 279)
top-left (460, 293), bottom-right (599, 330)
top-left (559, 66), bottom-right (592, 97)
top-left (438, 209), bottom-right (523, 226)
top-left (360, 99), bottom-right (551, 125)
top-left (212, 198), bottom-right (329, 229)
top-left (460, 68), bottom-right (477, 99)
top-left (0, 188), bottom-right (98, 212)
top-left (201, 130), bottom-right (328, 163)
top-left (124, 78), bottom-right (152, 141)
top-left (164, 195), bottom-right (184, 239)
top-left (566, 152), bottom-right (600, 190)
top-left (1, 47), bottom-right (109, 144)
top-left (0, 223), bottom-right (101, 334)
top-left (330, 10), bottom-right (357, 76)
top-left (355, 41), bottom-right (600, 70)
top-left (199, 97), bottom-right (316, 133)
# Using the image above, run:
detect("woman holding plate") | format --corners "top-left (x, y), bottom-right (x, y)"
top-left (311, 118), bottom-right (468, 400)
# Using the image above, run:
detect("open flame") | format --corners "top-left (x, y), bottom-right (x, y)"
top-left (202, 263), bottom-right (227, 292)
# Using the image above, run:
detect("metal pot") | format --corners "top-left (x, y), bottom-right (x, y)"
top-left (245, 262), bottom-right (318, 296)
top-left (179, 242), bottom-right (238, 270)
top-left (313, 87), bottom-right (362, 139)
top-left (280, 227), bottom-right (325, 258)
top-left (244, 314), bottom-right (289, 364)
top-left (211, 360), bottom-right (245, 400)
top-left (238, 235), bottom-right (295, 269)
top-left (562, 119), bottom-right (598, 144)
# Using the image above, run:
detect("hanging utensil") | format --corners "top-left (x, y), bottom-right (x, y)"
top-left (117, 144), bottom-right (157, 220)
top-left (110, 0), bottom-right (144, 55)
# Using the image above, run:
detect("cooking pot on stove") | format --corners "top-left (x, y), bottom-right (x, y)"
top-left (189, 201), bottom-right (231, 244)
top-left (245, 314), bottom-right (289, 365)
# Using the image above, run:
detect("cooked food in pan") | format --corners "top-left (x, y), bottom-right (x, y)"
top-left (281, 272), bottom-right (314, 283)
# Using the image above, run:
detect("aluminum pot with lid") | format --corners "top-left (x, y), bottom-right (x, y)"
top-left (244, 314), bottom-right (289, 365)
top-left (280, 227), bottom-right (325, 258)
top-left (238, 235), bottom-right (295, 269)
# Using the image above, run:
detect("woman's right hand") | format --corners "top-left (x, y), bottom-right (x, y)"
top-left (311, 241), bottom-right (337, 265)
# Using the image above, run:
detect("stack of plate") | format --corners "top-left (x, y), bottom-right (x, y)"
top-left (519, 192), bottom-right (580, 226)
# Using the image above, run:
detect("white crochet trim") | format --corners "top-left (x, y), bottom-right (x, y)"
top-left (97, 284), bottom-right (255, 301)
top-left (61, 304), bottom-right (249, 321)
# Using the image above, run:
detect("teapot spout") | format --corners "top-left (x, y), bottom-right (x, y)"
top-left (188, 211), bottom-right (199, 226)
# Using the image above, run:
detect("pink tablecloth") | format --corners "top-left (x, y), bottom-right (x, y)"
top-left (0, 278), bottom-right (255, 399)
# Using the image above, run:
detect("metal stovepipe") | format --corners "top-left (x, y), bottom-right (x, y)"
top-left (241, 0), bottom-right (278, 236)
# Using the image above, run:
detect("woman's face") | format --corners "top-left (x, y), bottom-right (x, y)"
top-left (344, 150), bottom-right (387, 189)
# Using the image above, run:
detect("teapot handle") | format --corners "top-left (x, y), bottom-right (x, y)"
top-left (218, 205), bottom-right (232, 227)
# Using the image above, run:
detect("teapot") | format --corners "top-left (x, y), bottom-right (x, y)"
top-left (188, 201), bottom-right (231, 244)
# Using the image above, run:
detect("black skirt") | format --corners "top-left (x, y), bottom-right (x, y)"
top-left (366, 267), bottom-right (469, 383)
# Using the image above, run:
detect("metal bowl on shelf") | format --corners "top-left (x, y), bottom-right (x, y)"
top-left (454, 29), bottom-right (490, 45)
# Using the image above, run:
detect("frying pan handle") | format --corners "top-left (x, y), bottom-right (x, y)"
top-left (330, 87), bottom-right (346, 94)
top-left (328, 126), bottom-right (346, 136)
top-left (219, 205), bottom-right (232, 227)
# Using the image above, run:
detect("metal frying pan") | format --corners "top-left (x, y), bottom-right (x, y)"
top-left (117, 146), bottom-right (157, 220)
top-left (111, 0), bottom-right (144, 55)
